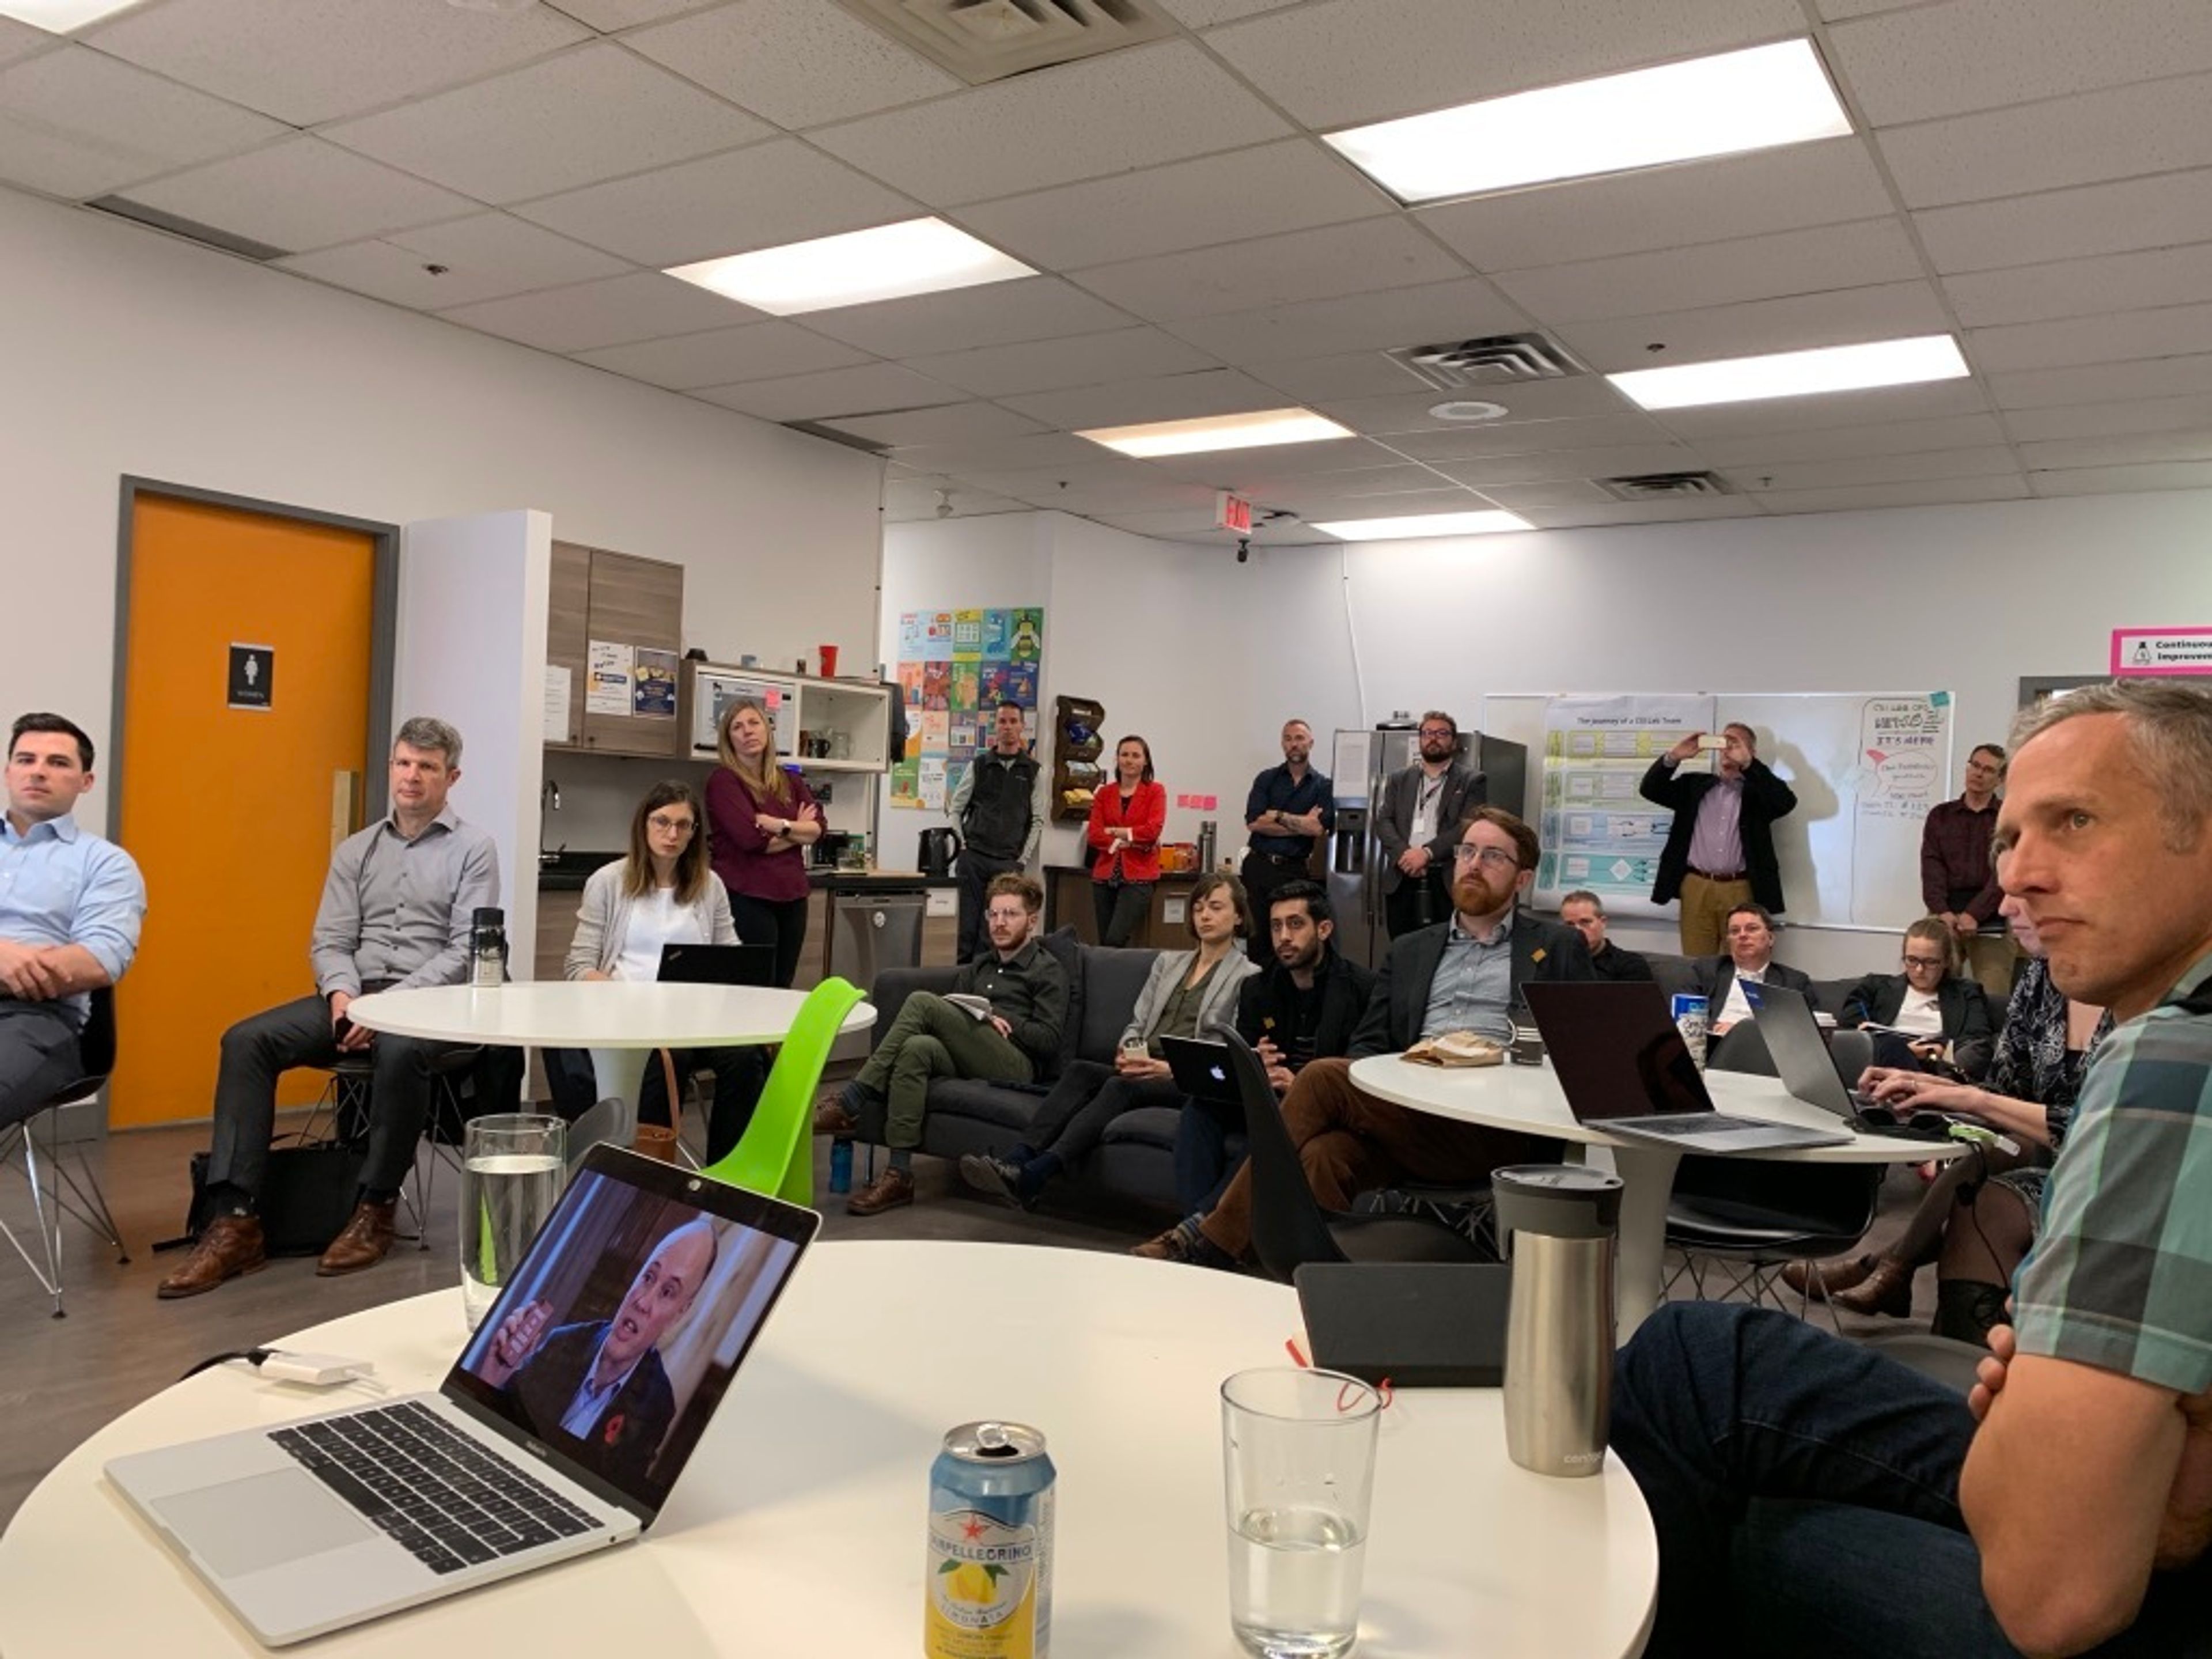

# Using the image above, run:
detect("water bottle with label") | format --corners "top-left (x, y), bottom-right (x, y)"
top-left (468, 907), bottom-right (507, 989)
top-left (1670, 993), bottom-right (1709, 1069)
top-left (828, 1138), bottom-right (854, 1194)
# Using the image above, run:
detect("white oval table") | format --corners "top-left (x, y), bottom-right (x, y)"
top-left (1350, 1055), bottom-right (1961, 1342)
top-left (347, 983), bottom-right (877, 1149)
top-left (0, 1243), bottom-right (1656, 1658)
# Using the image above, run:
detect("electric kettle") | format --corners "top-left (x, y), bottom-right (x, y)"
top-left (918, 827), bottom-right (961, 878)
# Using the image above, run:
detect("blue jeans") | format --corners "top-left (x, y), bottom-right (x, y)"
top-left (1613, 1303), bottom-right (2211, 1658)
top-left (1172, 1093), bottom-right (1243, 1215)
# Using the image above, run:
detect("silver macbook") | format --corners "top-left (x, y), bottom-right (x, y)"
top-left (1521, 981), bottom-right (1851, 1153)
top-left (107, 1147), bottom-right (818, 1646)
top-left (1741, 980), bottom-right (1959, 1142)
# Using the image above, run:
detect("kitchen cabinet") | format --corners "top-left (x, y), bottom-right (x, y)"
top-left (547, 540), bottom-right (683, 759)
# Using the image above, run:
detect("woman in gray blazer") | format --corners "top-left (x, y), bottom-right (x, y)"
top-left (567, 781), bottom-right (759, 1162)
top-left (960, 873), bottom-right (1259, 1208)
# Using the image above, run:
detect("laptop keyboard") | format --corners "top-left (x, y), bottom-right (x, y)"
top-left (270, 1400), bottom-right (603, 1576)
top-left (1611, 1115), bottom-right (1737, 1137)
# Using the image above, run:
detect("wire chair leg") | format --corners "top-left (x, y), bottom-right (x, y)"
top-left (14, 1123), bottom-right (65, 1316)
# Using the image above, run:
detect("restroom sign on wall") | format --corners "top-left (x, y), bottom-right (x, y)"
top-left (228, 643), bottom-right (274, 710)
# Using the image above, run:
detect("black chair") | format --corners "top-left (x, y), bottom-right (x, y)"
top-left (0, 987), bottom-right (128, 1318)
top-left (310, 1045), bottom-right (488, 1251)
top-left (1662, 1156), bottom-right (1886, 1329)
top-left (1224, 1032), bottom-right (1484, 1283)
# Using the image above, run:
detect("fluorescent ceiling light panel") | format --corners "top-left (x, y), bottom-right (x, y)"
top-left (0, 0), bottom-right (145, 27)
top-left (1313, 510), bottom-right (1533, 541)
top-left (1608, 334), bottom-right (1971, 411)
top-left (1323, 39), bottom-right (1851, 203)
top-left (666, 219), bottom-right (1035, 317)
top-left (1077, 408), bottom-right (1354, 458)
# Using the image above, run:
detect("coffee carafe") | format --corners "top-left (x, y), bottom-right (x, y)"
top-left (1492, 1164), bottom-right (1623, 1477)
top-left (468, 907), bottom-right (507, 988)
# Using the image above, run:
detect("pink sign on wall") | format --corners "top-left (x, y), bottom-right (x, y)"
top-left (2111, 628), bottom-right (2212, 676)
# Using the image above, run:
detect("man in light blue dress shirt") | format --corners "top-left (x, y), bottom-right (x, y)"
top-left (1, 713), bottom-right (146, 1129)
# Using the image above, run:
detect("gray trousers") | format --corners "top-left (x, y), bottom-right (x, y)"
top-left (857, 994), bottom-right (1033, 1150)
top-left (206, 993), bottom-right (456, 1204)
top-left (0, 1000), bottom-right (82, 1132)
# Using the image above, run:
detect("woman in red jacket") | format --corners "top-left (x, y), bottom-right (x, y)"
top-left (1086, 734), bottom-right (1165, 947)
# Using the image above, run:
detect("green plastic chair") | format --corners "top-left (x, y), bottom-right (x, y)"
top-left (700, 976), bottom-right (866, 1206)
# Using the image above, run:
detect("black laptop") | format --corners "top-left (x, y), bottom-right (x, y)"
top-left (1294, 1262), bottom-right (1512, 1387)
top-left (1741, 980), bottom-right (1963, 1142)
top-left (1159, 1034), bottom-right (1243, 1104)
top-left (1521, 981), bottom-right (1851, 1153)
top-left (656, 942), bottom-right (776, 987)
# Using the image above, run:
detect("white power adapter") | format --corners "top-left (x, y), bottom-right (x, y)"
top-left (256, 1350), bottom-right (377, 1387)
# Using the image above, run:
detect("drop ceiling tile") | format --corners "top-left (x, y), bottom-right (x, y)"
top-left (1968, 302), bottom-right (2212, 374)
top-left (1263, 465), bottom-right (1459, 499)
top-left (1722, 446), bottom-right (2021, 491)
top-left (1816, 0), bottom-right (1948, 19)
top-left (1558, 282), bottom-right (1953, 374)
top-left (1005, 478), bottom-right (1226, 515)
top-left (1753, 476), bottom-right (2031, 514)
top-left (1290, 486), bottom-right (1492, 521)
top-left (626, 0), bottom-right (959, 128)
top-left (1914, 167), bottom-right (2212, 275)
top-left (1000, 369), bottom-right (1294, 431)
top-left (2003, 393), bottom-right (2212, 443)
top-left (0, 46), bottom-right (285, 200)
top-left (1828, 0), bottom-right (2212, 127)
top-left (1692, 412), bottom-right (2009, 467)
top-left (1432, 444), bottom-right (1709, 488)
top-left (820, 402), bottom-right (1049, 448)
top-left (1417, 140), bottom-right (1893, 272)
top-left (1516, 497), bottom-right (1763, 528)
top-left (545, 0), bottom-right (722, 28)
top-left (883, 431), bottom-right (1132, 475)
top-left (0, 17), bottom-right (49, 67)
top-left (953, 141), bottom-right (1391, 273)
top-left (936, 456), bottom-right (1173, 499)
top-left (1651, 377), bottom-right (1992, 436)
top-left (692, 362), bottom-right (963, 422)
top-left (1140, 442), bottom-right (1423, 490)
top-left (903, 328), bottom-right (1219, 399)
top-left (570, 321), bottom-right (870, 389)
top-left (512, 139), bottom-right (914, 267)
top-left (796, 277), bottom-right (1130, 358)
top-left (2029, 460), bottom-right (2212, 495)
top-left (1070, 218), bottom-right (1467, 323)
top-left (808, 40), bottom-right (1289, 207)
top-left (1204, 0), bottom-right (1804, 130)
top-left (320, 44), bottom-right (771, 204)
top-left (84, 0), bottom-right (592, 125)
top-left (1092, 507), bottom-right (1240, 536)
top-left (1165, 278), bottom-right (1530, 368)
top-left (1376, 413), bottom-right (1680, 463)
top-left (1312, 378), bottom-right (1637, 435)
top-left (1156, 0), bottom-right (1300, 23)
top-left (1990, 353), bottom-right (2212, 410)
top-left (438, 270), bottom-right (755, 353)
top-left (2018, 431), bottom-right (2212, 471)
top-left (115, 137), bottom-right (479, 255)
top-left (1496, 220), bottom-right (1923, 326)
top-left (280, 215), bottom-right (632, 309)
top-left (1942, 242), bottom-right (2212, 329)
top-left (1468, 479), bottom-right (1622, 509)
top-left (1241, 351), bottom-right (1437, 403)
top-left (1878, 72), bottom-right (2212, 210)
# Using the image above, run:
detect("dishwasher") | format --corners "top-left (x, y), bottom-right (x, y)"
top-left (824, 885), bottom-right (928, 997)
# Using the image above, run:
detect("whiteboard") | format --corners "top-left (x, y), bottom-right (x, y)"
top-left (1482, 691), bottom-right (1954, 932)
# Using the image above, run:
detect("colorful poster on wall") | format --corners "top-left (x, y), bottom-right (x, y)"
top-left (893, 605), bottom-right (1046, 813)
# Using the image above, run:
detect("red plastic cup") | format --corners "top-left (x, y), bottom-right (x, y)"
top-left (817, 643), bottom-right (839, 677)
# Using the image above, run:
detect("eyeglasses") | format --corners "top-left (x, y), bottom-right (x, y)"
top-left (1451, 845), bottom-right (1520, 869)
top-left (646, 815), bottom-right (696, 835)
top-left (1418, 726), bottom-right (1454, 738)
top-left (1902, 954), bottom-right (1947, 969)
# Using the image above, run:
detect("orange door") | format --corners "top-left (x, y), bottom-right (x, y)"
top-left (112, 495), bottom-right (378, 1126)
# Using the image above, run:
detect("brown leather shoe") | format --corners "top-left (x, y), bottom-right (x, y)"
top-left (317, 1199), bottom-right (398, 1277)
top-left (1131, 1225), bottom-right (1195, 1262)
top-left (1829, 1256), bottom-right (1916, 1318)
top-left (1782, 1253), bottom-right (1876, 1302)
top-left (813, 1097), bottom-right (860, 1138)
top-left (156, 1214), bottom-right (267, 1299)
top-left (846, 1166), bottom-right (914, 1216)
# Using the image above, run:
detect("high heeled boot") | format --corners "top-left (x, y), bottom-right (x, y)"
top-left (1827, 1256), bottom-right (1916, 1317)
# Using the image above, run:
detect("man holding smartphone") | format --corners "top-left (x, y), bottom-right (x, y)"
top-left (157, 718), bottom-right (499, 1298)
top-left (1641, 722), bottom-right (1798, 956)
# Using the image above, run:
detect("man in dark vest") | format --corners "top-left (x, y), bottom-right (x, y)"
top-left (948, 701), bottom-right (1042, 963)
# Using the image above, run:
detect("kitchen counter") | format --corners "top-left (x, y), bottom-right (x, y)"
top-left (809, 868), bottom-right (957, 890)
top-left (536, 851), bottom-right (620, 891)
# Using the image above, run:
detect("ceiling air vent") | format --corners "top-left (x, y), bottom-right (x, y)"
top-left (832, 0), bottom-right (1176, 85)
top-left (85, 196), bottom-right (287, 262)
top-left (781, 421), bottom-right (893, 456)
top-left (1385, 332), bottom-right (1588, 392)
top-left (1598, 471), bottom-right (1736, 502)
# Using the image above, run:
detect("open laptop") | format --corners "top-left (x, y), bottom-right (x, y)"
top-left (1521, 981), bottom-right (1851, 1153)
top-left (656, 941), bottom-right (776, 987)
top-left (1741, 980), bottom-right (1961, 1142)
top-left (1160, 1033), bottom-right (1243, 1105)
top-left (107, 1147), bottom-right (818, 1646)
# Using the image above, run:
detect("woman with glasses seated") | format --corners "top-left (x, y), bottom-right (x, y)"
top-left (1836, 915), bottom-right (1998, 1073)
top-left (567, 781), bottom-right (764, 1164)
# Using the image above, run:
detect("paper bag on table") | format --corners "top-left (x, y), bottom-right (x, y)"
top-left (1402, 1031), bottom-right (1506, 1068)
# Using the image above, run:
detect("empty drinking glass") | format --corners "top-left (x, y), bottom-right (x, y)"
top-left (459, 1114), bottom-right (566, 1331)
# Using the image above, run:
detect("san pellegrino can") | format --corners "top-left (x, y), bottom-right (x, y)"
top-left (926, 1421), bottom-right (1055, 1658)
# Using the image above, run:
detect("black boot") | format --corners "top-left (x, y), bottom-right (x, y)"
top-left (1931, 1278), bottom-right (2010, 1346)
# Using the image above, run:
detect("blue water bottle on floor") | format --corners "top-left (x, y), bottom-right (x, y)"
top-left (828, 1138), bottom-right (854, 1194)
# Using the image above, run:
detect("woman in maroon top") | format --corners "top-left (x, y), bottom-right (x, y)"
top-left (1086, 734), bottom-right (1166, 948)
top-left (705, 699), bottom-right (822, 988)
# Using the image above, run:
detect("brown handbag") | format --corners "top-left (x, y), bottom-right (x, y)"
top-left (631, 1048), bottom-right (684, 1163)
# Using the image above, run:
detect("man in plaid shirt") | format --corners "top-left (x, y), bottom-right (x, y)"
top-left (1609, 679), bottom-right (2212, 1658)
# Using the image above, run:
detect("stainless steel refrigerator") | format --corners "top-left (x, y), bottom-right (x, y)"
top-left (1324, 723), bottom-right (1530, 969)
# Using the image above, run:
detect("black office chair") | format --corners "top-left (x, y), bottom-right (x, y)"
top-left (0, 987), bottom-right (129, 1318)
top-left (1225, 1032), bottom-right (1484, 1283)
top-left (1661, 1156), bottom-right (1886, 1330)
top-left (311, 1045), bottom-right (488, 1251)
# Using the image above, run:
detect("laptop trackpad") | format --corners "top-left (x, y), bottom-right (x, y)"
top-left (155, 1469), bottom-right (376, 1577)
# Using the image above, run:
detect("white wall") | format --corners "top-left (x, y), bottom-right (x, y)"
top-left (0, 185), bottom-right (885, 798)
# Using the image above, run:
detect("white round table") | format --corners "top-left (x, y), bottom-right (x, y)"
top-left (0, 1243), bottom-right (1656, 1658)
top-left (1350, 1055), bottom-right (1961, 1342)
top-left (347, 983), bottom-right (876, 1147)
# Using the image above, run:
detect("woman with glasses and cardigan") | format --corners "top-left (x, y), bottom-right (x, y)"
top-left (1837, 914), bottom-right (1998, 1073)
top-left (568, 779), bottom-right (763, 1163)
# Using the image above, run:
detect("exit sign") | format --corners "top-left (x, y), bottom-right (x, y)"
top-left (1215, 491), bottom-right (1253, 533)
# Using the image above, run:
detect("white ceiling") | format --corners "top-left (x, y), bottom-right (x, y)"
top-left (4, 0), bottom-right (2211, 543)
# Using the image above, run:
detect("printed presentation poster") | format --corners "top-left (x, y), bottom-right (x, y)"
top-left (1536, 694), bottom-right (1711, 909)
top-left (891, 606), bottom-right (1044, 806)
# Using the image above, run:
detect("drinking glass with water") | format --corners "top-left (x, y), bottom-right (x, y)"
top-left (460, 1114), bottom-right (567, 1331)
top-left (1220, 1367), bottom-right (1381, 1659)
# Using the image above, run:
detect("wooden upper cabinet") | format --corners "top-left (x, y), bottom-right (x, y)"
top-left (547, 541), bottom-right (684, 758)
